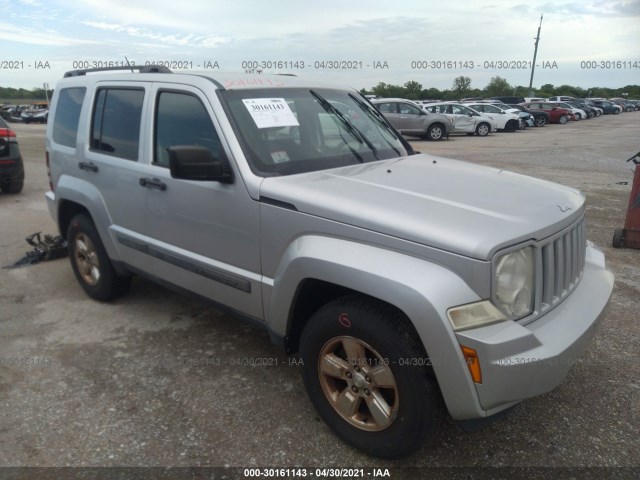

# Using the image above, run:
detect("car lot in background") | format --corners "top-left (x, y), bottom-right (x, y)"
top-left (422, 102), bottom-right (498, 137)
top-left (371, 98), bottom-right (453, 140)
top-left (20, 101), bottom-right (49, 124)
top-left (421, 102), bottom-right (497, 136)
top-left (521, 102), bottom-right (574, 124)
top-left (548, 101), bottom-right (588, 120)
top-left (590, 100), bottom-right (623, 114)
top-left (0, 116), bottom-right (25, 193)
top-left (507, 104), bottom-right (550, 127)
top-left (1, 115), bottom-right (638, 468)
top-left (462, 102), bottom-right (521, 131)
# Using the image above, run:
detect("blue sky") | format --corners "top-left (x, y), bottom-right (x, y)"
top-left (2, 0), bottom-right (639, 92)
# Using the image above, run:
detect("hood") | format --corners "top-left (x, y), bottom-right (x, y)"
top-left (259, 154), bottom-right (585, 259)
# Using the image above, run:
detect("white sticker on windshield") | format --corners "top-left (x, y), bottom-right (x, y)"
top-left (242, 98), bottom-right (299, 129)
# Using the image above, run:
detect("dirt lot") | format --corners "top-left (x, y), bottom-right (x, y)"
top-left (0, 115), bottom-right (639, 473)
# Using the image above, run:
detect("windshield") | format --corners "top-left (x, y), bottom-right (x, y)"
top-left (219, 88), bottom-right (408, 176)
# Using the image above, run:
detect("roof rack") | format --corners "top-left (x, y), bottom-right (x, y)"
top-left (63, 65), bottom-right (172, 78)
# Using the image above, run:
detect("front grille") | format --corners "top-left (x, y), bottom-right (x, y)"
top-left (538, 217), bottom-right (587, 314)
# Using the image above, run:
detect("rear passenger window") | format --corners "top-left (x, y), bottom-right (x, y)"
top-left (53, 88), bottom-right (86, 148)
top-left (91, 88), bottom-right (144, 160)
top-left (154, 91), bottom-right (223, 168)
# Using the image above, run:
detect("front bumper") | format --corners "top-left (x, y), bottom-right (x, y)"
top-left (455, 244), bottom-right (613, 413)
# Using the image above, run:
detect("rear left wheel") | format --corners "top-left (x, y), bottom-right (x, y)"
top-left (425, 123), bottom-right (445, 141)
top-left (67, 214), bottom-right (131, 301)
top-left (1, 176), bottom-right (23, 193)
top-left (613, 228), bottom-right (625, 248)
top-left (299, 295), bottom-right (441, 458)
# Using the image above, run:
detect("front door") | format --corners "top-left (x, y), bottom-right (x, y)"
top-left (141, 84), bottom-right (263, 319)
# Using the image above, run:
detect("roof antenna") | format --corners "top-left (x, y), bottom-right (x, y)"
top-left (125, 56), bottom-right (134, 73)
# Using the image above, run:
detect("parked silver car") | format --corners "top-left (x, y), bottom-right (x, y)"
top-left (45, 68), bottom-right (613, 458)
top-left (421, 102), bottom-right (497, 136)
top-left (371, 98), bottom-right (453, 140)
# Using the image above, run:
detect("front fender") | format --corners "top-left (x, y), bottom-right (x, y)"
top-left (266, 235), bottom-right (488, 419)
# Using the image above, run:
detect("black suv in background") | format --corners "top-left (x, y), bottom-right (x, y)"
top-left (0, 117), bottom-right (25, 193)
top-left (491, 96), bottom-right (526, 104)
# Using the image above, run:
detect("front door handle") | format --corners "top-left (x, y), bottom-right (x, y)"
top-left (78, 161), bottom-right (98, 172)
top-left (139, 178), bottom-right (167, 191)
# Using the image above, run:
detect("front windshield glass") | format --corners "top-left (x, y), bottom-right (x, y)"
top-left (219, 88), bottom-right (408, 176)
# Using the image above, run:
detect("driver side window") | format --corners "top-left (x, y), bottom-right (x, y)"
top-left (154, 91), bottom-right (224, 168)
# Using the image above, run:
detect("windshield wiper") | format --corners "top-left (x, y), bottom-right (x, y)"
top-left (348, 93), bottom-right (404, 156)
top-left (309, 90), bottom-right (379, 160)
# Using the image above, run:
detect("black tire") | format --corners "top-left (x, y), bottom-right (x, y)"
top-left (425, 123), bottom-right (445, 141)
top-left (612, 228), bottom-right (625, 248)
top-left (574, 113), bottom-right (581, 120)
top-left (505, 119), bottom-right (518, 132)
top-left (299, 295), bottom-right (441, 458)
top-left (613, 109), bottom-right (620, 115)
top-left (475, 122), bottom-right (490, 136)
top-left (1, 177), bottom-right (23, 193)
top-left (558, 115), bottom-right (568, 124)
top-left (67, 214), bottom-right (131, 301)
top-left (534, 115), bottom-right (547, 127)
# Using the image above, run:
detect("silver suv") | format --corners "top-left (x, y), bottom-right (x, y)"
top-left (45, 67), bottom-right (613, 458)
top-left (371, 98), bottom-right (452, 140)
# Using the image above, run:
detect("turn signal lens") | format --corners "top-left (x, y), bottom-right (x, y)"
top-left (461, 346), bottom-right (482, 384)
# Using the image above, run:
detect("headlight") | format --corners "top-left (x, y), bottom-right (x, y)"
top-left (494, 246), bottom-right (535, 319)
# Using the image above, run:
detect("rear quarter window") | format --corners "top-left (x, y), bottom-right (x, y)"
top-left (52, 88), bottom-right (86, 148)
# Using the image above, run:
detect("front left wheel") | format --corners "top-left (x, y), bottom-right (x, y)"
top-left (534, 115), bottom-right (547, 127)
top-left (475, 122), bottom-right (490, 136)
top-left (299, 295), bottom-right (441, 458)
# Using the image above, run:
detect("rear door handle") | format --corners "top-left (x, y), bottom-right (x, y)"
top-left (78, 161), bottom-right (98, 172)
top-left (139, 177), bottom-right (167, 191)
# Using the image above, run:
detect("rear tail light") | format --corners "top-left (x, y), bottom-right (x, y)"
top-left (46, 151), bottom-right (54, 191)
top-left (0, 128), bottom-right (15, 157)
top-left (0, 127), bottom-right (17, 139)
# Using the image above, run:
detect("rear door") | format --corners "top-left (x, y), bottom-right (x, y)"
top-left (82, 83), bottom-right (153, 274)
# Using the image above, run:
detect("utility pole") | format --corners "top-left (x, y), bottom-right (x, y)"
top-left (528, 15), bottom-right (543, 97)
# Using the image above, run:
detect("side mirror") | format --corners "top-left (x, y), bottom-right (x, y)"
top-left (168, 146), bottom-right (232, 183)
top-left (551, 107), bottom-right (558, 111)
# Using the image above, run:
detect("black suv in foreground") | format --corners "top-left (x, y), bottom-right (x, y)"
top-left (0, 117), bottom-right (24, 193)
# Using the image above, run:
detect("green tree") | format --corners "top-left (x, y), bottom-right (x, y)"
top-left (484, 76), bottom-right (511, 97)
top-left (421, 87), bottom-right (443, 100)
top-left (452, 76), bottom-right (472, 97)
top-left (403, 81), bottom-right (423, 100)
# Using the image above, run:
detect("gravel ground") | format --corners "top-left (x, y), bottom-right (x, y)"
top-left (0, 114), bottom-right (638, 476)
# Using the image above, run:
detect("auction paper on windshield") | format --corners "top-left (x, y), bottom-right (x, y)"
top-left (243, 98), bottom-right (299, 129)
